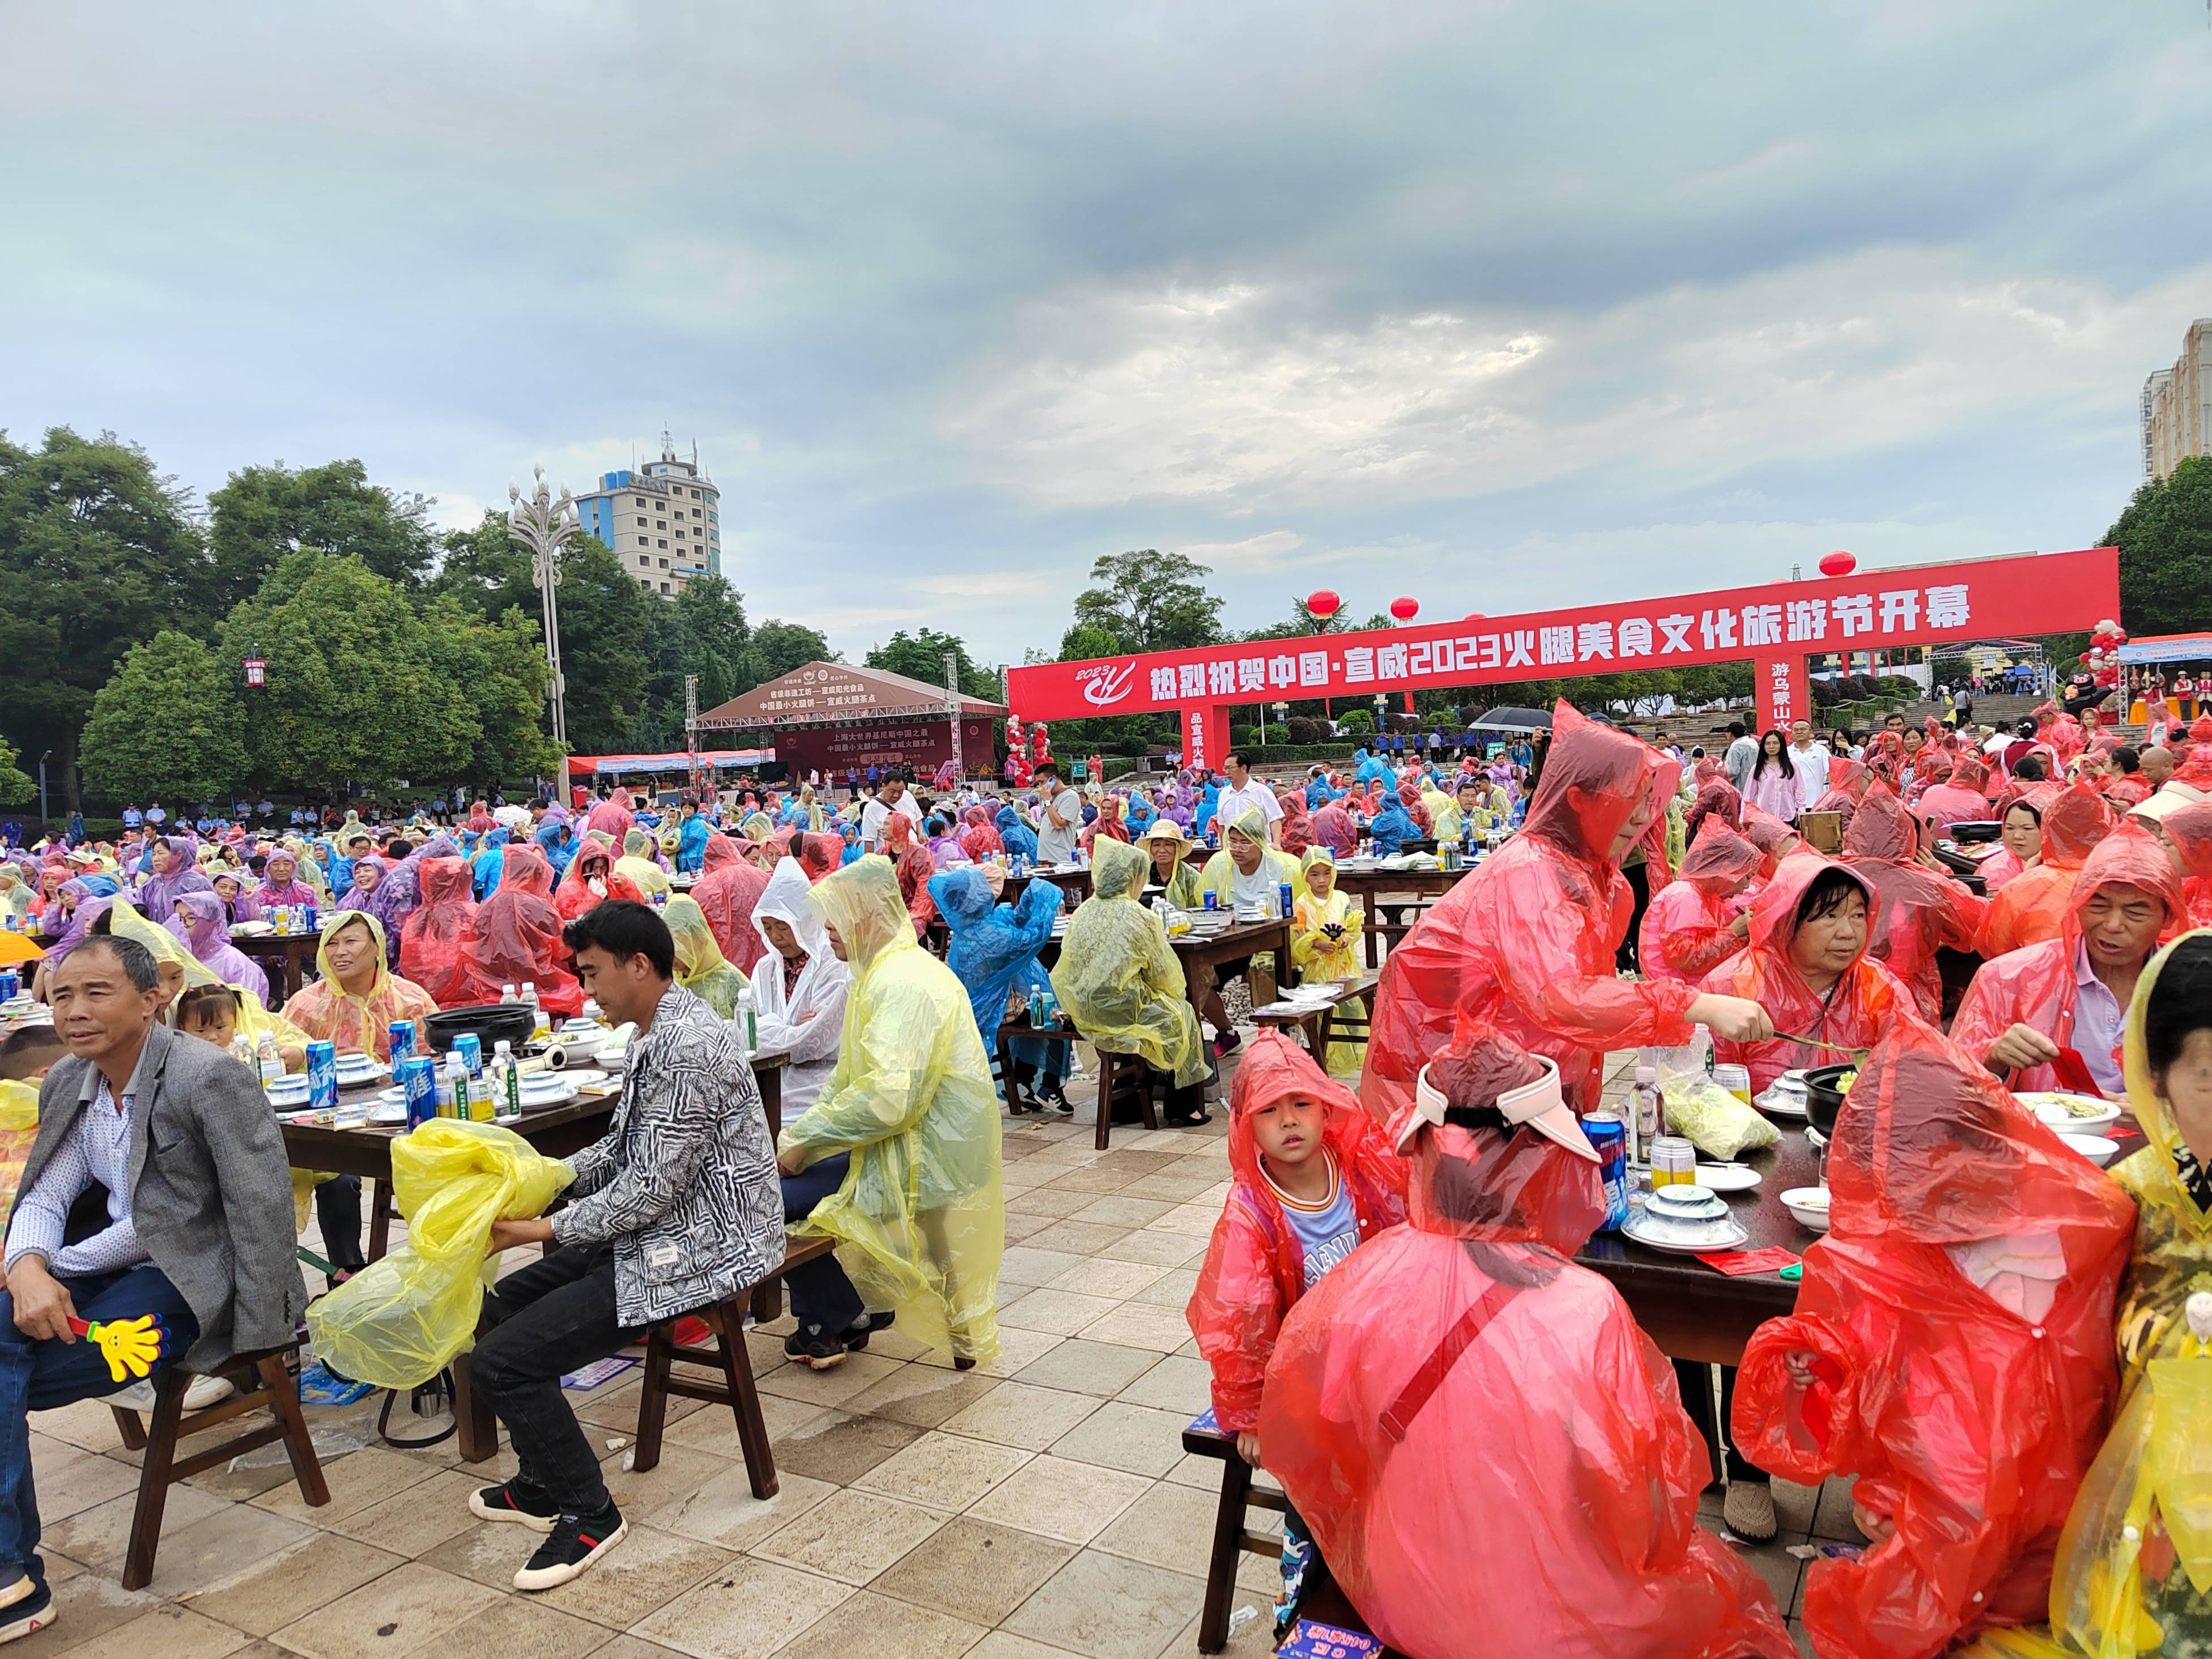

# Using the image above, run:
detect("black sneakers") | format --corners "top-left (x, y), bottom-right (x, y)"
top-left (513, 1505), bottom-right (628, 1592)
top-left (0, 1581), bottom-right (54, 1646)
top-left (783, 1311), bottom-right (895, 1371)
top-left (469, 1478), bottom-right (561, 1533)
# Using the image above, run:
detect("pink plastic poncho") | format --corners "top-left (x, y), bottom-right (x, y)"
top-left (399, 857), bottom-right (479, 1009)
top-left (456, 845), bottom-right (583, 1016)
top-left (1264, 1028), bottom-right (1794, 1659)
top-left (1636, 825), bottom-right (1762, 985)
top-left (1950, 821), bottom-right (2189, 1094)
top-left (1976, 782), bottom-right (2113, 957)
top-left (882, 814), bottom-right (937, 933)
top-left (1732, 1023), bottom-right (2133, 1659)
top-left (1699, 853), bottom-right (1921, 1092)
top-left (1842, 787), bottom-right (1988, 1022)
top-left (1360, 703), bottom-right (1699, 1126)
top-left (1806, 758), bottom-right (1870, 836)
top-left (691, 835), bottom-right (770, 975)
top-left (1182, 1033), bottom-right (1406, 1433)
top-left (2163, 800), bottom-right (2212, 927)
top-left (173, 890), bottom-right (268, 1001)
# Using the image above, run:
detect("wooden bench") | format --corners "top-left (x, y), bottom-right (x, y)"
top-left (1250, 974), bottom-right (1379, 1065)
top-left (632, 1236), bottom-right (839, 1499)
top-left (1182, 1414), bottom-right (1289, 1653)
top-left (993, 1018), bottom-right (1078, 1115)
top-left (109, 1340), bottom-right (329, 1589)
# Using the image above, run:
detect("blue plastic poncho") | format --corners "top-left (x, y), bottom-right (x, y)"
top-left (928, 869), bottom-right (1063, 1071)
top-left (994, 806), bottom-right (1038, 862)
top-left (533, 819), bottom-right (577, 878)
top-left (1355, 747), bottom-right (1394, 789)
top-left (470, 826), bottom-right (509, 900)
top-left (676, 811), bottom-right (712, 874)
top-left (1368, 797), bottom-right (1419, 854)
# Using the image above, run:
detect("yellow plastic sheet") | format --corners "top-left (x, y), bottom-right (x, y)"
top-left (666, 895), bottom-right (746, 1019)
top-left (1050, 840), bottom-right (1207, 1088)
top-left (305, 1119), bottom-right (573, 1389)
top-left (0, 1079), bottom-right (37, 1219)
top-left (780, 857), bottom-right (1003, 1366)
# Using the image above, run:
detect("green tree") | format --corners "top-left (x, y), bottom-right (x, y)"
top-left (2105, 455), bottom-right (2212, 636)
top-left (0, 735), bottom-right (30, 806)
top-left (418, 596), bottom-right (561, 784)
top-left (746, 619), bottom-right (835, 686)
top-left (634, 576), bottom-right (754, 748)
top-left (865, 627), bottom-right (1000, 700)
top-left (221, 552), bottom-right (477, 792)
top-left (0, 427), bottom-right (217, 810)
top-left (550, 537), bottom-right (654, 755)
top-left (209, 459), bottom-right (437, 600)
top-left (1070, 550), bottom-right (1223, 654)
top-left (427, 510), bottom-right (537, 619)
top-left (80, 631), bottom-right (249, 805)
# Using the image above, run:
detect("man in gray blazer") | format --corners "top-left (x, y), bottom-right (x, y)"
top-left (0, 934), bottom-right (304, 1646)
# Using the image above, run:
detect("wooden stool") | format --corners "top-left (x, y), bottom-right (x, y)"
top-left (634, 1236), bottom-right (837, 1500)
top-left (1092, 1047), bottom-right (1158, 1151)
top-left (109, 1343), bottom-right (329, 1590)
top-left (1181, 1417), bottom-right (1288, 1653)
top-left (994, 1020), bottom-right (1078, 1114)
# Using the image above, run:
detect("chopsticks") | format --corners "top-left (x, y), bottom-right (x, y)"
top-left (1776, 1033), bottom-right (1869, 1057)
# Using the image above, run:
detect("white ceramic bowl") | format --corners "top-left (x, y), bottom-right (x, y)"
top-left (2059, 1133), bottom-right (2121, 1168)
top-left (2024, 1094), bottom-right (2122, 1134)
top-left (1780, 1186), bottom-right (1832, 1233)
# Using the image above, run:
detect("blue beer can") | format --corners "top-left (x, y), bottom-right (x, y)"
top-left (1584, 1111), bottom-right (1630, 1229)
top-left (1203, 890), bottom-right (1218, 912)
top-left (1278, 880), bottom-right (1294, 920)
top-left (301, 901), bottom-right (317, 933)
top-left (0, 969), bottom-right (18, 1003)
top-left (400, 1056), bottom-right (439, 1129)
top-left (305, 1040), bottom-right (338, 1112)
top-left (455, 1032), bottom-right (483, 1079)
top-left (388, 1020), bottom-right (416, 1067)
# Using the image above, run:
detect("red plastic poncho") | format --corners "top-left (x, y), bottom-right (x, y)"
top-left (1739, 805), bottom-right (1799, 865)
top-left (1274, 787), bottom-right (1312, 857)
top-left (1183, 1032), bottom-right (1407, 1433)
top-left (1950, 822), bottom-right (2188, 1095)
top-left (1637, 826), bottom-right (1761, 985)
top-left (399, 857), bottom-right (479, 1009)
top-left (881, 814), bottom-right (936, 933)
top-left (456, 844), bottom-right (584, 1016)
top-left (797, 831), bottom-right (843, 884)
top-left (1699, 852), bottom-right (1920, 1092)
top-left (1360, 702), bottom-right (1700, 1126)
top-left (691, 835), bottom-right (770, 975)
top-left (1732, 1023), bottom-right (2133, 1659)
top-left (2163, 801), bottom-right (2212, 926)
top-left (1842, 787), bottom-right (1988, 1022)
top-left (1264, 1031), bottom-right (1794, 1659)
top-left (1682, 781), bottom-right (1743, 850)
top-left (1976, 783), bottom-right (2113, 957)
top-left (554, 840), bottom-right (646, 922)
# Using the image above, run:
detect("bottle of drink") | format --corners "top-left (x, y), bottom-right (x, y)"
top-left (442, 1051), bottom-right (470, 1120)
top-left (500, 983), bottom-right (519, 1005)
top-left (256, 1033), bottom-right (282, 1088)
top-left (1688, 1023), bottom-right (1715, 1078)
top-left (493, 1039), bottom-right (521, 1118)
top-left (737, 984), bottom-right (757, 1053)
top-left (231, 1034), bottom-right (257, 1074)
top-left (1628, 1065), bottom-right (1664, 1165)
top-left (521, 982), bottom-right (547, 1041)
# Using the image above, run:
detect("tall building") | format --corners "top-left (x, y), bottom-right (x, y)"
top-left (2143, 319), bottom-right (2212, 481)
top-left (573, 433), bottom-right (722, 598)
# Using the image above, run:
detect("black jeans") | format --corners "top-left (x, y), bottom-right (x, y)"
top-left (313, 1176), bottom-right (367, 1274)
top-left (1675, 1359), bottom-right (1764, 1485)
top-left (1618, 859), bottom-right (1651, 973)
top-left (782, 1153), bottom-right (864, 1334)
top-left (471, 1244), bottom-right (639, 1515)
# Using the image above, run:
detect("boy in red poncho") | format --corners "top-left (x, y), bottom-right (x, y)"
top-left (1186, 1031), bottom-right (1406, 1636)
top-left (1637, 823), bottom-right (1762, 984)
top-left (1732, 1024), bottom-right (2133, 1659)
top-left (1262, 1026), bottom-right (1793, 1659)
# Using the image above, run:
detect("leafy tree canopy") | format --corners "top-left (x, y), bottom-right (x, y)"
top-left (209, 458), bottom-right (437, 598)
top-left (2104, 454), bottom-right (2212, 637)
top-left (80, 631), bottom-right (249, 805)
top-left (746, 619), bottom-right (835, 686)
top-left (865, 627), bottom-right (1001, 701)
top-left (0, 735), bottom-right (30, 806)
top-left (1070, 550), bottom-right (1223, 655)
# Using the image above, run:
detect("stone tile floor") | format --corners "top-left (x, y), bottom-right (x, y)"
top-left (18, 1045), bottom-right (1850, 1658)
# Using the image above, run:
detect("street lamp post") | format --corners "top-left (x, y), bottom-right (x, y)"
top-left (508, 466), bottom-right (578, 749)
top-left (38, 751), bottom-right (50, 828)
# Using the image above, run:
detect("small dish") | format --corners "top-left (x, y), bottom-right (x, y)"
top-left (2059, 1133), bottom-right (2121, 1168)
top-left (367, 1104), bottom-right (407, 1126)
top-left (1780, 1186), bottom-right (1832, 1233)
top-left (1622, 1216), bottom-right (1749, 1256)
top-left (266, 1077), bottom-right (310, 1107)
top-left (1693, 1164), bottom-right (1763, 1194)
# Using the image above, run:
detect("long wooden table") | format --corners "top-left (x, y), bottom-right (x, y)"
top-left (232, 930), bottom-right (324, 1009)
top-left (1330, 862), bottom-right (1471, 968)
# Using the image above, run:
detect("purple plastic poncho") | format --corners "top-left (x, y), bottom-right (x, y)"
top-left (175, 891), bottom-right (269, 1001)
top-left (135, 836), bottom-right (210, 925)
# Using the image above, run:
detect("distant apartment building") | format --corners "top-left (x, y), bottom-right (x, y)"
top-left (2143, 318), bottom-right (2212, 481)
top-left (573, 434), bottom-right (722, 598)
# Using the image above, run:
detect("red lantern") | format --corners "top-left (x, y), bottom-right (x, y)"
top-left (1306, 589), bottom-right (1341, 620)
top-left (1465, 611), bottom-right (1486, 620)
top-left (1818, 551), bottom-right (1857, 578)
top-left (1390, 596), bottom-right (1419, 622)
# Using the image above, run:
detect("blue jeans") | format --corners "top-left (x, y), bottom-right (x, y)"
top-left (780, 1154), bottom-right (863, 1334)
top-left (0, 1264), bottom-right (199, 1586)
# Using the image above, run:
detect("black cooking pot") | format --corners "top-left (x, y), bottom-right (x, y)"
top-left (1948, 820), bottom-right (2002, 844)
top-left (422, 1003), bottom-right (535, 1056)
top-left (1805, 1062), bottom-right (1857, 1139)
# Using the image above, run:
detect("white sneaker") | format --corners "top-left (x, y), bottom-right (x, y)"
top-left (106, 1374), bottom-right (235, 1414)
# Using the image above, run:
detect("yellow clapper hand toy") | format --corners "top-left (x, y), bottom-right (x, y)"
top-left (68, 1314), bottom-right (165, 1383)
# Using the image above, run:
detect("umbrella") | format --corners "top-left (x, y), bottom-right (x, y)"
top-left (1467, 707), bottom-right (1554, 732)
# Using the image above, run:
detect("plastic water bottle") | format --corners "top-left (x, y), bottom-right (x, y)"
top-left (492, 1040), bottom-right (521, 1119)
top-left (231, 1034), bottom-right (257, 1075)
top-left (737, 984), bottom-right (757, 1053)
top-left (1628, 1065), bottom-right (1664, 1166)
top-left (1688, 1023), bottom-right (1715, 1078)
top-left (521, 982), bottom-right (547, 1040)
top-left (441, 1051), bottom-right (469, 1120)
top-left (500, 983), bottom-right (519, 1004)
top-left (255, 1034), bottom-right (282, 1088)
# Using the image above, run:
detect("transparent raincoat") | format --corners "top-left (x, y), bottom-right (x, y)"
top-left (1050, 839), bottom-right (1208, 1088)
top-left (1196, 806), bottom-right (1308, 912)
top-left (691, 834), bottom-right (771, 976)
top-left (1637, 824), bottom-right (1762, 985)
top-left (1360, 702), bottom-right (1699, 1126)
top-left (664, 894), bottom-right (747, 1019)
top-left (1263, 1027), bottom-right (1794, 1659)
top-left (1951, 824), bottom-right (2189, 1095)
top-left (1844, 785), bottom-right (1990, 1022)
top-left (282, 911), bottom-right (440, 1064)
top-left (1979, 784), bottom-right (2115, 958)
top-left (1732, 1024), bottom-right (2133, 1659)
top-left (456, 844), bottom-right (583, 1016)
top-left (400, 856), bottom-right (479, 1007)
top-left (779, 857), bottom-right (1003, 1365)
top-left (1183, 1032), bottom-right (1406, 1432)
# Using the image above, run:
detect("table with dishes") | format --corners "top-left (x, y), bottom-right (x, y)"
top-left (228, 924), bottom-right (325, 1009)
top-left (1328, 856), bottom-right (1473, 968)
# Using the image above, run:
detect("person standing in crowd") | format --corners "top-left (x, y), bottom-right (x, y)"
top-left (1743, 730), bottom-right (1800, 824)
top-left (1214, 752), bottom-right (1283, 848)
top-left (858, 775), bottom-right (924, 853)
top-left (1033, 760), bottom-right (1083, 867)
top-left (1722, 721), bottom-right (1759, 792)
top-left (468, 901), bottom-right (782, 1592)
top-left (1787, 718), bottom-right (1830, 810)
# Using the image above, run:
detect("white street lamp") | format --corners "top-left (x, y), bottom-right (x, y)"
top-left (508, 467), bottom-right (578, 749)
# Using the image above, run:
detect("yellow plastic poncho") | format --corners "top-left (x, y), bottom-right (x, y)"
top-left (1196, 806), bottom-right (1308, 915)
top-left (1291, 849), bottom-right (1364, 1076)
top-left (104, 899), bottom-right (309, 1058)
top-left (665, 895), bottom-right (745, 1019)
top-left (1050, 839), bottom-right (1208, 1088)
top-left (1419, 781), bottom-right (1457, 839)
top-left (0, 1078), bottom-right (40, 1218)
top-left (2046, 930), bottom-right (2212, 1658)
top-left (307, 1119), bottom-right (573, 1388)
top-left (780, 856), bottom-right (1003, 1366)
top-left (617, 829), bottom-right (671, 897)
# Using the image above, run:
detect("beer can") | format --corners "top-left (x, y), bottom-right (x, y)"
top-left (1584, 1111), bottom-right (1630, 1229)
top-left (1649, 1135), bottom-right (1697, 1189)
top-left (400, 1056), bottom-right (440, 1129)
top-left (0, 969), bottom-right (18, 1003)
top-left (1203, 890), bottom-right (1219, 911)
top-left (302, 901), bottom-right (317, 932)
top-left (1278, 881), bottom-right (1294, 920)
top-left (456, 1032), bottom-right (483, 1079)
top-left (388, 1020), bottom-right (416, 1067)
top-left (305, 1040), bottom-right (338, 1112)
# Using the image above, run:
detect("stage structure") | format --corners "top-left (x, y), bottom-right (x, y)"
top-left (695, 662), bottom-right (1005, 780)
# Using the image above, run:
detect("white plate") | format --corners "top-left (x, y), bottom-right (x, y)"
top-left (367, 1104), bottom-right (407, 1126)
top-left (518, 1080), bottom-right (580, 1109)
top-left (1754, 1087), bottom-right (1809, 1120)
top-left (1621, 1217), bottom-right (1749, 1256)
top-left (1780, 1186), bottom-right (1833, 1233)
top-left (375, 1085), bottom-right (408, 1107)
top-left (265, 1080), bottom-right (310, 1106)
top-left (2024, 1094), bottom-right (2121, 1133)
top-left (1693, 1164), bottom-right (1763, 1193)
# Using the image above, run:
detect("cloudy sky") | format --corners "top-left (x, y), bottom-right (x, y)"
top-left (6, 3), bottom-right (2208, 667)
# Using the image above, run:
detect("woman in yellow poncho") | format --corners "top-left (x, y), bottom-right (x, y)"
top-left (1290, 848), bottom-right (1364, 1077)
top-left (2048, 930), bottom-right (2212, 1659)
top-left (1139, 819), bottom-right (1206, 911)
top-left (1052, 838), bottom-right (1210, 1122)
top-left (664, 895), bottom-right (746, 1018)
top-left (617, 828), bottom-right (671, 897)
top-left (777, 856), bottom-right (1003, 1368)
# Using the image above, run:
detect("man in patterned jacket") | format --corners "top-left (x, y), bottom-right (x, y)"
top-left (466, 900), bottom-right (784, 1593)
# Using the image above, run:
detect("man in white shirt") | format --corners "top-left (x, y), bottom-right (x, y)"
top-left (1212, 751), bottom-right (1284, 846)
top-left (858, 776), bottom-right (924, 850)
top-left (1721, 723), bottom-right (1759, 793)
top-left (1034, 762), bottom-right (1084, 866)
top-left (1786, 719), bottom-right (1830, 811)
